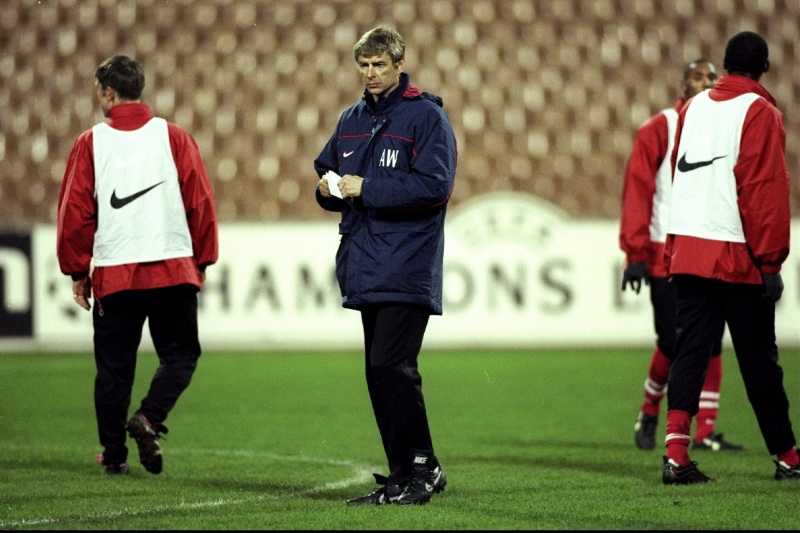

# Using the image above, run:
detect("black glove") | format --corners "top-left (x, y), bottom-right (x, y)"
top-left (621, 261), bottom-right (649, 294)
top-left (762, 273), bottom-right (783, 302)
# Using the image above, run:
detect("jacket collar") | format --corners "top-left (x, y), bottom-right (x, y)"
top-left (105, 103), bottom-right (153, 130)
top-left (364, 72), bottom-right (411, 113)
top-left (711, 74), bottom-right (776, 106)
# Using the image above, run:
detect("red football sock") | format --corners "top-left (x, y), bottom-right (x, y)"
top-left (777, 448), bottom-right (799, 467)
top-left (665, 410), bottom-right (692, 465)
top-left (694, 354), bottom-right (722, 442)
top-left (641, 347), bottom-right (671, 418)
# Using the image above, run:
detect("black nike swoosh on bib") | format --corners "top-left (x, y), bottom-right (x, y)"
top-left (677, 154), bottom-right (727, 173)
top-left (110, 181), bottom-right (166, 209)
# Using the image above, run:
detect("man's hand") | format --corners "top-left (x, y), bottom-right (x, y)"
top-left (762, 273), bottom-right (783, 302)
top-left (621, 262), bottom-right (649, 294)
top-left (339, 174), bottom-right (363, 199)
top-left (318, 177), bottom-right (332, 198)
top-left (72, 276), bottom-right (92, 311)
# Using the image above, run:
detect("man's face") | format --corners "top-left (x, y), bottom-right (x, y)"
top-left (682, 61), bottom-right (718, 99)
top-left (95, 79), bottom-right (113, 118)
top-left (357, 52), bottom-right (404, 100)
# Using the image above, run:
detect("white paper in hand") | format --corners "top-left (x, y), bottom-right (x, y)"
top-left (324, 170), bottom-right (343, 199)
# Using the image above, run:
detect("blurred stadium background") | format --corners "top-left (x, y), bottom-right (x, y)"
top-left (2, 0), bottom-right (799, 227)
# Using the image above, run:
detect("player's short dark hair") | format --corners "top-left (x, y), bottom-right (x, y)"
top-left (683, 58), bottom-right (715, 80)
top-left (95, 55), bottom-right (145, 100)
top-left (723, 31), bottom-right (768, 78)
top-left (353, 26), bottom-right (405, 66)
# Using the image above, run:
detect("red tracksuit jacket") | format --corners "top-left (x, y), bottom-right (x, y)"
top-left (665, 74), bottom-right (790, 284)
top-left (57, 103), bottom-right (219, 301)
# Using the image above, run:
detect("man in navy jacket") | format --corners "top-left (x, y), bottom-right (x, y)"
top-left (314, 26), bottom-right (457, 506)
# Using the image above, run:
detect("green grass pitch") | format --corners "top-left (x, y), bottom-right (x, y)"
top-left (1, 347), bottom-right (798, 530)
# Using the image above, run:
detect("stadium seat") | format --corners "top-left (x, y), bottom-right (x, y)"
top-left (1, 0), bottom-right (797, 226)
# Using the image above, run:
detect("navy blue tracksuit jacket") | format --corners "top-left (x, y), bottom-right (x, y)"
top-left (314, 73), bottom-right (458, 315)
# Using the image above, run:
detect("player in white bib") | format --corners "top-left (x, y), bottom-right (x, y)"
top-left (57, 56), bottom-right (219, 476)
top-left (660, 32), bottom-right (798, 484)
top-left (620, 58), bottom-right (743, 454)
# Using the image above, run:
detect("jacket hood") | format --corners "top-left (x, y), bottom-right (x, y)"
top-left (402, 80), bottom-right (444, 108)
top-left (364, 73), bottom-right (444, 110)
top-left (711, 74), bottom-right (776, 106)
top-left (414, 90), bottom-right (444, 108)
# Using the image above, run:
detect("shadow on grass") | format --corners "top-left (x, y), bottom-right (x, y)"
top-left (455, 436), bottom-right (662, 482)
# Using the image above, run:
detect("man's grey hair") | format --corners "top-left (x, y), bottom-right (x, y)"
top-left (353, 26), bottom-right (405, 66)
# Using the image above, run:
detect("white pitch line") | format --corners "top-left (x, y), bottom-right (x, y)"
top-left (0, 448), bottom-right (379, 529)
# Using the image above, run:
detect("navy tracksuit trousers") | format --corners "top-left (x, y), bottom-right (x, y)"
top-left (93, 284), bottom-right (201, 464)
top-left (360, 303), bottom-right (435, 481)
top-left (667, 275), bottom-right (796, 455)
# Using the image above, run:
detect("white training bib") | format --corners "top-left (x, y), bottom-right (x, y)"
top-left (649, 107), bottom-right (677, 244)
top-left (667, 91), bottom-right (762, 243)
top-left (92, 118), bottom-right (193, 266)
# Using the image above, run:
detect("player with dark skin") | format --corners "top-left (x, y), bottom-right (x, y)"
top-left (621, 58), bottom-right (743, 453)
